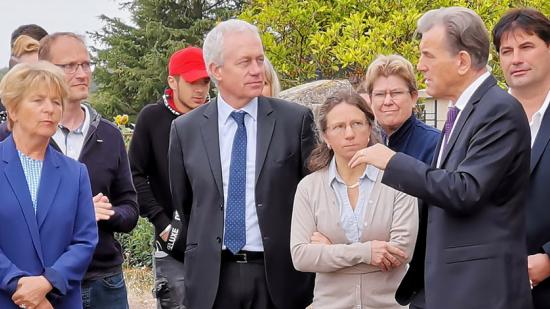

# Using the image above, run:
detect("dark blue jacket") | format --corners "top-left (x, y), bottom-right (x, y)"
top-left (386, 114), bottom-right (440, 164)
top-left (527, 103), bottom-right (550, 308)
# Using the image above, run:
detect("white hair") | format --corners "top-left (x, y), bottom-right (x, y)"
top-left (202, 19), bottom-right (262, 83)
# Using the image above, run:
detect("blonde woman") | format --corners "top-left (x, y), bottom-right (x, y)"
top-left (262, 57), bottom-right (281, 97)
top-left (0, 62), bottom-right (97, 309)
top-left (9, 35), bottom-right (40, 68)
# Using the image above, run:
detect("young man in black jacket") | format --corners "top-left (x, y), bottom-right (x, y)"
top-left (39, 32), bottom-right (138, 309)
top-left (129, 46), bottom-right (210, 308)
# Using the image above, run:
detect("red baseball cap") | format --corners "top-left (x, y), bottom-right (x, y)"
top-left (168, 47), bottom-right (209, 82)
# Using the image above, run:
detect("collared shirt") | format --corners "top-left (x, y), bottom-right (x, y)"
top-left (529, 90), bottom-right (550, 147)
top-left (217, 95), bottom-right (263, 251)
top-left (437, 71), bottom-right (490, 167)
top-left (53, 104), bottom-right (90, 160)
top-left (18, 150), bottom-right (43, 213)
top-left (328, 157), bottom-right (379, 243)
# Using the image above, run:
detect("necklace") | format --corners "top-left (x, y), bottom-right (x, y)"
top-left (346, 182), bottom-right (360, 189)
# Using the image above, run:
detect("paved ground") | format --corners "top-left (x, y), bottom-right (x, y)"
top-left (125, 267), bottom-right (156, 309)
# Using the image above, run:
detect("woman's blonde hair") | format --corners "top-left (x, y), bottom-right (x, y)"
top-left (363, 54), bottom-right (418, 95)
top-left (9, 35), bottom-right (40, 68)
top-left (0, 61), bottom-right (68, 130)
top-left (264, 57), bottom-right (281, 97)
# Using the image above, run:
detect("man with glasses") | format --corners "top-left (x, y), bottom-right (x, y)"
top-left (37, 32), bottom-right (138, 309)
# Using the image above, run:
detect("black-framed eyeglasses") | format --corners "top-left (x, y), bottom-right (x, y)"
top-left (54, 62), bottom-right (92, 74)
top-left (371, 89), bottom-right (411, 103)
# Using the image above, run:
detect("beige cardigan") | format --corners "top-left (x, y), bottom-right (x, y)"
top-left (291, 167), bottom-right (418, 309)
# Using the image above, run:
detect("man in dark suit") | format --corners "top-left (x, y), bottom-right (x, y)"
top-left (168, 19), bottom-right (315, 309)
top-left (493, 8), bottom-right (550, 308)
top-left (348, 7), bottom-right (533, 309)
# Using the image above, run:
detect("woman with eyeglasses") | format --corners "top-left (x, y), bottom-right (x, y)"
top-left (0, 62), bottom-right (97, 309)
top-left (363, 54), bottom-right (440, 164)
top-left (290, 91), bottom-right (418, 308)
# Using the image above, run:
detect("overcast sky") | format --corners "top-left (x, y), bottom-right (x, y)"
top-left (0, 0), bottom-right (132, 67)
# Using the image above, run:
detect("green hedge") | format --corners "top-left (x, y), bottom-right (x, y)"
top-left (116, 217), bottom-right (154, 268)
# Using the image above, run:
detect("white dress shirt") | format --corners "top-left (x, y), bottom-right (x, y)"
top-left (437, 72), bottom-right (490, 167)
top-left (217, 95), bottom-right (263, 251)
top-left (529, 90), bottom-right (550, 147)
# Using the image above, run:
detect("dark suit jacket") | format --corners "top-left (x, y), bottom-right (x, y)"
top-left (168, 96), bottom-right (315, 309)
top-left (527, 100), bottom-right (550, 308)
top-left (0, 136), bottom-right (98, 309)
top-left (384, 75), bottom-right (533, 309)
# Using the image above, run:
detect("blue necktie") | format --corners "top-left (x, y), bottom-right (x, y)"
top-left (224, 111), bottom-right (247, 254)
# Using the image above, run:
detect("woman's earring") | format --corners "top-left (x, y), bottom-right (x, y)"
top-left (327, 143), bottom-right (331, 150)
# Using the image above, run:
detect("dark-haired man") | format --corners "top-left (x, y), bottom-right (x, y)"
top-left (129, 46), bottom-right (210, 308)
top-left (493, 8), bottom-right (550, 308)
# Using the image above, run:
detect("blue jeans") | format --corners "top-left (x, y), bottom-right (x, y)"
top-left (82, 272), bottom-right (129, 309)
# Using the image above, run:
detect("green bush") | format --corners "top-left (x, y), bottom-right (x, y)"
top-left (117, 217), bottom-right (154, 268)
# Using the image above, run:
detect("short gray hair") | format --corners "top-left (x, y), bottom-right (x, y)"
top-left (417, 7), bottom-right (489, 70)
top-left (202, 19), bottom-right (262, 83)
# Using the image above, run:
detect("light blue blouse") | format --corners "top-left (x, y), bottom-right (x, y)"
top-left (328, 157), bottom-right (379, 243)
top-left (18, 150), bottom-right (43, 213)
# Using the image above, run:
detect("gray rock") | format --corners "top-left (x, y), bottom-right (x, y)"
top-left (278, 79), bottom-right (353, 116)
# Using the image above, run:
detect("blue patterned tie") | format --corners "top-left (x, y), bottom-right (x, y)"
top-left (224, 111), bottom-right (247, 254)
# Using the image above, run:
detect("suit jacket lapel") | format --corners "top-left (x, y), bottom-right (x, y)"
top-left (440, 75), bottom-right (496, 166)
top-left (2, 136), bottom-right (44, 264)
top-left (200, 99), bottom-right (224, 196)
top-left (531, 105), bottom-right (550, 173)
top-left (255, 97), bottom-right (275, 184)
top-left (36, 146), bottom-right (61, 229)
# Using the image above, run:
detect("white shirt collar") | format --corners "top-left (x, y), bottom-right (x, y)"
top-left (80, 104), bottom-right (91, 136)
top-left (217, 94), bottom-right (258, 124)
top-left (453, 71), bottom-right (491, 111)
top-left (531, 90), bottom-right (550, 123)
top-left (529, 90), bottom-right (550, 146)
top-left (327, 157), bottom-right (379, 186)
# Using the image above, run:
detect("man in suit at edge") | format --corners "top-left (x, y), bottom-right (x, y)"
top-left (493, 8), bottom-right (550, 308)
top-left (347, 7), bottom-right (533, 309)
top-left (168, 19), bottom-right (315, 309)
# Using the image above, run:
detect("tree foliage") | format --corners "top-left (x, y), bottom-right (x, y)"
top-left (89, 0), bottom-right (243, 120)
top-left (240, 0), bottom-right (549, 89)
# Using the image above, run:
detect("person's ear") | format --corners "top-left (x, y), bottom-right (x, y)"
top-left (167, 75), bottom-right (178, 91)
top-left (457, 51), bottom-right (472, 75)
top-left (210, 63), bottom-right (223, 82)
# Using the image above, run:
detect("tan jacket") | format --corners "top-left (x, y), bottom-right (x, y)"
top-left (291, 167), bottom-right (418, 309)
